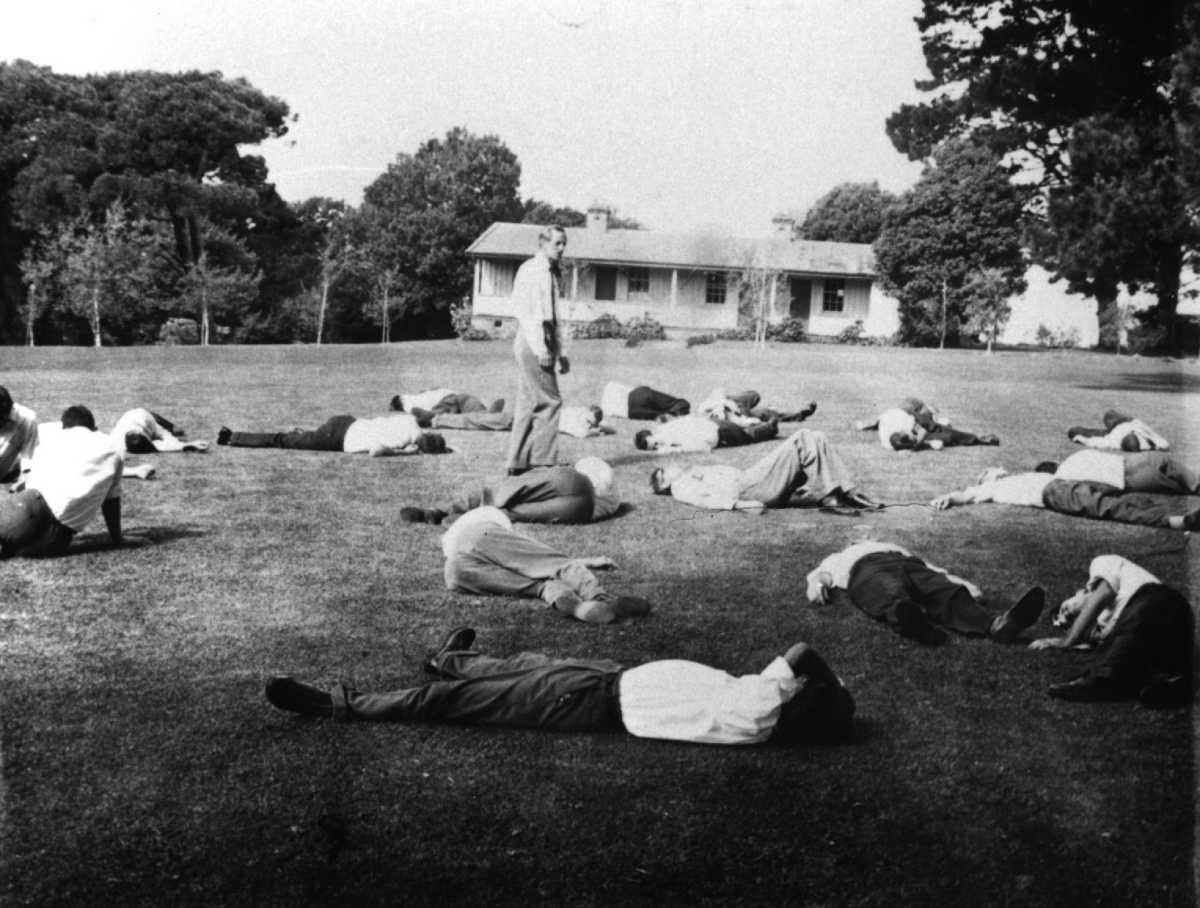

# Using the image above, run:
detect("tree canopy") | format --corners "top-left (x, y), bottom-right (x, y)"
top-left (797, 182), bottom-right (897, 244)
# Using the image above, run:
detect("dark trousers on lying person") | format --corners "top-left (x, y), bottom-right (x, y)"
top-left (1074, 584), bottom-right (1192, 696)
top-left (627, 386), bottom-right (690, 421)
top-left (450, 466), bottom-right (594, 523)
top-left (225, 415), bottom-right (355, 450)
top-left (1042, 479), bottom-right (1182, 528)
top-left (331, 650), bottom-right (626, 731)
top-left (716, 419), bottom-right (779, 448)
top-left (846, 551), bottom-right (996, 640)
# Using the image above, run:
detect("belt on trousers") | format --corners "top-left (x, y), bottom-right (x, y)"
top-left (605, 669), bottom-right (626, 732)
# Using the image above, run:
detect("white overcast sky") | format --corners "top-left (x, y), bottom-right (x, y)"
top-left (4, 0), bottom-right (931, 234)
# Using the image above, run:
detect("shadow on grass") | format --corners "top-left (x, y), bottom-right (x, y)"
top-left (69, 525), bottom-right (207, 554)
top-left (1076, 371), bottom-right (1200, 394)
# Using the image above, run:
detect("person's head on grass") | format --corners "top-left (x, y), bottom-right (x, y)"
top-left (649, 464), bottom-right (684, 495)
top-left (634, 428), bottom-right (656, 451)
top-left (0, 386), bottom-right (13, 425)
top-left (61, 405), bottom-right (97, 431)
top-left (416, 432), bottom-right (448, 454)
top-left (587, 405), bottom-right (603, 428)
top-left (1035, 461), bottom-right (1058, 474)
top-left (769, 678), bottom-right (856, 747)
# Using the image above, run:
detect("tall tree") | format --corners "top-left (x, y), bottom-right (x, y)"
top-left (887, 1), bottom-right (1194, 346)
top-left (363, 128), bottom-right (523, 337)
top-left (874, 138), bottom-right (1028, 347)
top-left (797, 182), bottom-right (897, 244)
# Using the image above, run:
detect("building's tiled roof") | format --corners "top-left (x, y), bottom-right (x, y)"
top-left (466, 222), bottom-right (876, 277)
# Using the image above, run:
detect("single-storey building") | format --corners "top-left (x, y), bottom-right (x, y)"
top-left (466, 207), bottom-right (893, 337)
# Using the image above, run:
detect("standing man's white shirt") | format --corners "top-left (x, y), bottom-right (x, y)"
top-left (25, 426), bottom-right (123, 531)
top-left (342, 414), bottom-right (422, 456)
top-left (600, 382), bottom-right (634, 419)
top-left (512, 252), bottom-right (567, 365)
top-left (619, 657), bottom-right (799, 745)
top-left (1055, 450), bottom-right (1125, 488)
top-left (0, 402), bottom-right (39, 479)
top-left (648, 415), bottom-right (720, 452)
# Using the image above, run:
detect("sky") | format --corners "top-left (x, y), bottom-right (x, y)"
top-left (4, 0), bottom-right (932, 235)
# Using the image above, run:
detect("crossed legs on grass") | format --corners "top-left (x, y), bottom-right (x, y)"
top-left (736, 428), bottom-right (878, 510)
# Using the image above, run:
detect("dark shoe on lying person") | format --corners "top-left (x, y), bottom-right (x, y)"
top-left (1138, 675), bottom-right (1192, 709)
top-left (1047, 675), bottom-right (1124, 702)
top-left (266, 677), bottom-right (333, 717)
top-left (217, 426), bottom-right (232, 446)
top-left (425, 626), bottom-right (477, 674)
top-left (989, 586), bottom-right (1045, 643)
top-left (978, 434), bottom-right (1001, 446)
top-left (894, 599), bottom-right (948, 645)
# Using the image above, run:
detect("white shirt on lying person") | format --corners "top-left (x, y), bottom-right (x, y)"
top-left (24, 425), bottom-right (123, 531)
top-left (698, 388), bottom-right (759, 428)
top-left (599, 381), bottom-right (635, 419)
top-left (647, 415), bottom-right (720, 452)
top-left (956, 470), bottom-right (1054, 507)
top-left (1054, 450), bottom-right (1125, 489)
top-left (400, 388), bottom-right (457, 412)
top-left (1072, 418), bottom-right (1169, 452)
top-left (876, 408), bottom-right (921, 449)
top-left (618, 656), bottom-right (799, 745)
top-left (441, 505), bottom-right (512, 558)
top-left (574, 456), bottom-right (620, 521)
top-left (1087, 554), bottom-right (1160, 641)
top-left (666, 464), bottom-right (744, 510)
top-left (559, 406), bottom-right (611, 439)
top-left (342, 414), bottom-right (423, 456)
top-left (0, 402), bottom-right (39, 479)
top-left (109, 408), bottom-right (207, 452)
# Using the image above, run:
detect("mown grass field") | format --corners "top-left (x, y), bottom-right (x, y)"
top-left (1, 339), bottom-right (1197, 907)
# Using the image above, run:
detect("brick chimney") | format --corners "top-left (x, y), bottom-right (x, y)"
top-left (771, 215), bottom-right (796, 237)
top-left (587, 205), bottom-right (611, 232)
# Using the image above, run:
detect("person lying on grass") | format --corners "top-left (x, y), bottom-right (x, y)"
top-left (1067, 409), bottom-right (1169, 452)
top-left (634, 414), bottom-right (779, 453)
top-left (1029, 555), bottom-right (1191, 709)
top-left (401, 456), bottom-right (620, 526)
top-left (855, 397), bottom-right (999, 451)
top-left (649, 428), bottom-right (879, 512)
top-left (0, 406), bottom-right (122, 558)
top-left (806, 540), bottom-right (1044, 646)
top-left (388, 387), bottom-right (505, 416)
top-left (1032, 450), bottom-right (1198, 495)
top-left (442, 506), bottom-right (651, 624)
top-left (416, 403), bottom-right (613, 439)
top-left (266, 627), bottom-right (855, 747)
top-left (930, 467), bottom-right (1200, 530)
top-left (599, 381), bottom-right (691, 421)
top-left (698, 387), bottom-right (818, 427)
top-left (216, 412), bottom-right (447, 456)
top-left (109, 408), bottom-right (208, 454)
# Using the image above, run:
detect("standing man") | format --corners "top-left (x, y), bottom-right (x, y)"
top-left (507, 226), bottom-right (569, 476)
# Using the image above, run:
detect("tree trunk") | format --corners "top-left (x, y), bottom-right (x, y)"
top-left (1153, 244), bottom-right (1183, 353)
top-left (91, 286), bottom-right (102, 347)
top-left (316, 279), bottom-right (329, 345)
top-left (380, 286), bottom-right (390, 344)
top-left (200, 285), bottom-right (210, 346)
top-left (939, 280), bottom-right (948, 350)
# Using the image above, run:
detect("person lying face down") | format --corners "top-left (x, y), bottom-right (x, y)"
top-left (217, 412), bottom-right (447, 456)
top-left (266, 629), bottom-right (856, 747)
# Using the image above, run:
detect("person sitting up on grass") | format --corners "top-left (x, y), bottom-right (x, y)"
top-left (111, 408), bottom-right (208, 454)
top-left (0, 406), bottom-right (123, 558)
top-left (650, 427), bottom-right (879, 512)
top-left (855, 397), bottom-right (999, 451)
top-left (401, 456), bottom-right (620, 526)
top-left (0, 385), bottom-right (39, 485)
top-left (265, 627), bottom-right (856, 747)
top-left (441, 506), bottom-right (651, 624)
top-left (389, 388), bottom-right (506, 417)
top-left (1067, 409), bottom-right (1169, 452)
top-left (806, 540), bottom-right (1044, 646)
top-left (1035, 450), bottom-right (1198, 496)
top-left (930, 467), bottom-right (1199, 530)
top-left (634, 414), bottom-right (779, 453)
top-left (216, 412), bottom-right (447, 456)
top-left (600, 381), bottom-right (691, 421)
top-left (699, 387), bottom-right (817, 426)
top-left (417, 403), bottom-right (613, 439)
top-left (1030, 555), bottom-right (1191, 708)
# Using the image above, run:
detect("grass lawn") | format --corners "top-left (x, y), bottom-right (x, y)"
top-left (0, 339), bottom-right (1196, 907)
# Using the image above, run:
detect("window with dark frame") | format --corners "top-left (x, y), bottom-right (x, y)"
top-left (705, 271), bottom-right (727, 304)
top-left (822, 278), bottom-right (846, 312)
top-left (627, 267), bottom-right (650, 295)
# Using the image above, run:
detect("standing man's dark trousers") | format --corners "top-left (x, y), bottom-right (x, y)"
top-left (451, 467), bottom-right (595, 524)
top-left (507, 337), bottom-right (561, 472)
top-left (225, 415), bottom-right (355, 450)
top-left (331, 650), bottom-right (626, 732)
top-left (715, 419), bottom-right (779, 448)
top-left (846, 552), bottom-right (996, 641)
top-left (1075, 585), bottom-right (1193, 696)
top-left (627, 387), bottom-right (690, 420)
